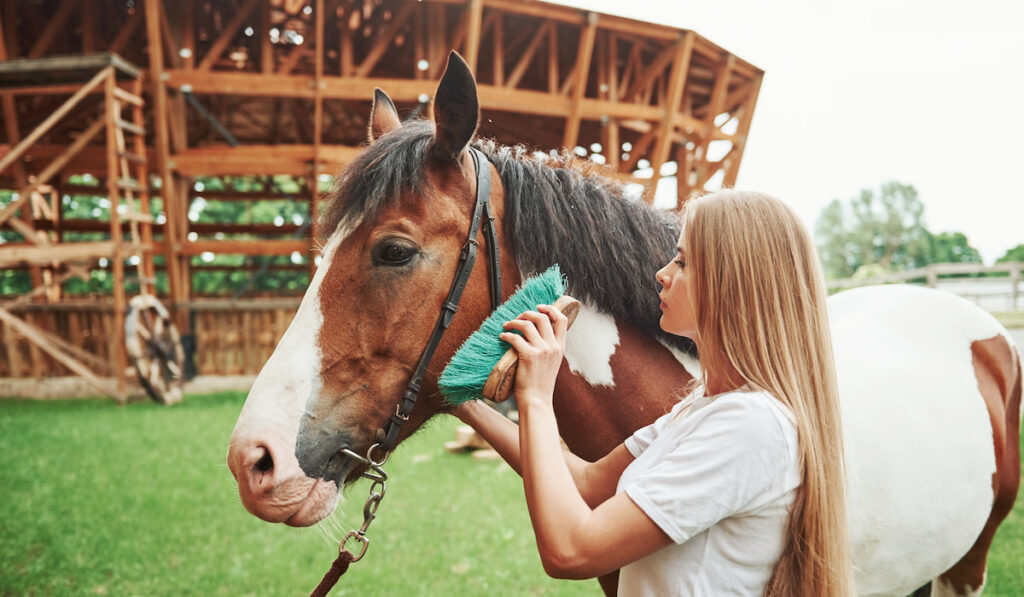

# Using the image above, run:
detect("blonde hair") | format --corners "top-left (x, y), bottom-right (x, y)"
top-left (680, 190), bottom-right (854, 596)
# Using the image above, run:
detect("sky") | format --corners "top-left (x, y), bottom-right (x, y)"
top-left (550, 0), bottom-right (1024, 263)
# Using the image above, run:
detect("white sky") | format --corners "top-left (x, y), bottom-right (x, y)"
top-left (550, 0), bottom-right (1024, 263)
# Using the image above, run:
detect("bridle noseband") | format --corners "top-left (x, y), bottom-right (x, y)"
top-left (317, 148), bottom-right (502, 595)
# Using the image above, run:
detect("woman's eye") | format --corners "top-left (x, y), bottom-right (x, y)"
top-left (675, 260), bottom-right (686, 268)
top-left (376, 242), bottom-right (416, 266)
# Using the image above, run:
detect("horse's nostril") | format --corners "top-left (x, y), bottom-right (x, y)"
top-left (254, 448), bottom-right (274, 473)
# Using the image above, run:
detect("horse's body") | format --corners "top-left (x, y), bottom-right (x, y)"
top-left (227, 54), bottom-right (1021, 596)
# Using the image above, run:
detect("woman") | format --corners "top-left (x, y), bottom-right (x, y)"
top-left (455, 190), bottom-right (854, 596)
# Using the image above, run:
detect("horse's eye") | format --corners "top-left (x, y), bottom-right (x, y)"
top-left (375, 241), bottom-right (417, 266)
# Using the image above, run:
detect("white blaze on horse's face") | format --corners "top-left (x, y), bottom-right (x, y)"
top-left (226, 225), bottom-right (353, 527)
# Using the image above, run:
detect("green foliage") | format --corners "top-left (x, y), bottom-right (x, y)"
top-left (997, 244), bottom-right (1024, 264)
top-left (0, 394), bottom-right (596, 596)
top-left (816, 181), bottom-right (985, 279)
top-left (0, 174), bottom-right (323, 297)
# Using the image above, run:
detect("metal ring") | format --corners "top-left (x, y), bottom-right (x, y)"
top-left (366, 443), bottom-right (389, 466)
top-left (340, 530), bottom-right (370, 562)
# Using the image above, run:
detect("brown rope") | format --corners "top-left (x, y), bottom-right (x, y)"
top-left (310, 550), bottom-right (355, 597)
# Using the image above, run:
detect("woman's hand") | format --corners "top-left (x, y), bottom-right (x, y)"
top-left (500, 304), bottom-right (569, 409)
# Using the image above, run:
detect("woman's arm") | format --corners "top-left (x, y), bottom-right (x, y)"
top-left (454, 400), bottom-right (633, 508)
top-left (502, 305), bottom-right (673, 579)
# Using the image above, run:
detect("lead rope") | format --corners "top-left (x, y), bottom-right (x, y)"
top-left (310, 445), bottom-right (388, 597)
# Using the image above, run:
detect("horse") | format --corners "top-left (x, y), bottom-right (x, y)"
top-left (227, 52), bottom-right (1021, 597)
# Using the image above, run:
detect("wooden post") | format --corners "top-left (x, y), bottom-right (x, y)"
top-left (104, 70), bottom-right (129, 401)
top-left (145, 0), bottom-right (186, 329)
top-left (311, 0), bottom-right (324, 267)
top-left (562, 12), bottom-right (598, 150)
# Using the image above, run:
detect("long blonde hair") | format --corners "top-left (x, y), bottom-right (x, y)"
top-left (681, 190), bottom-right (854, 596)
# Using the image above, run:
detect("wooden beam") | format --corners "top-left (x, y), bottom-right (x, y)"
top-left (197, 0), bottom-right (261, 71)
top-left (353, 1), bottom-right (416, 77)
top-left (696, 54), bottom-right (733, 188)
top-left (0, 306), bottom-right (123, 401)
top-left (260, 0), bottom-right (273, 73)
top-left (0, 241), bottom-right (120, 266)
top-left (0, 66), bottom-right (110, 176)
top-left (547, 21), bottom-right (558, 93)
top-left (622, 42), bottom-right (677, 101)
top-left (26, 0), bottom-right (77, 58)
top-left (647, 34), bottom-right (694, 200)
top-left (145, 0), bottom-right (186, 327)
top-left (108, 6), bottom-right (144, 54)
top-left (180, 239), bottom-right (308, 256)
top-left (464, 0), bottom-right (484, 72)
top-left (562, 12), bottom-right (598, 150)
top-left (0, 117), bottom-right (105, 228)
top-left (491, 13), bottom-right (503, 86)
top-left (505, 21), bottom-right (552, 89)
top-left (722, 72), bottom-right (762, 187)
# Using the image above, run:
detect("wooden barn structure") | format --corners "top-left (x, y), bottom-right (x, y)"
top-left (0, 0), bottom-right (763, 399)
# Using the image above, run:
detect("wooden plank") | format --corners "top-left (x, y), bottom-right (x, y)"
top-left (180, 239), bottom-right (308, 256)
top-left (260, 0), bottom-right (273, 74)
top-left (0, 306), bottom-right (123, 401)
top-left (695, 54), bottom-right (733, 188)
top-left (0, 241), bottom-right (120, 267)
top-left (622, 41), bottom-right (676, 101)
top-left (112, 86), bottom-right (144, 107)
top-left (197, 0), bottom-right (261, 71)
top-left (562, 13), bottom-right (598, 149)
top-left (0, 66), bottom-right (110, 175)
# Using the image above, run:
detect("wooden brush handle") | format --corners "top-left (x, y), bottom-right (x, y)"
top-left (482, 295), bottom-right (581, 403)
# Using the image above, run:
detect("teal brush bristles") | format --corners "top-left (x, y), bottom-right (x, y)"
top-left (439, 264), bottom-right (566, 405)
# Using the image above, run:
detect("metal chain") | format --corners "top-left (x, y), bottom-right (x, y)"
top-left (335, 444), bottom-right (389, 562)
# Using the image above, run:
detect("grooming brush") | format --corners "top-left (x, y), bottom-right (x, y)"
top-left (439, 264), bottom-right (581, 405)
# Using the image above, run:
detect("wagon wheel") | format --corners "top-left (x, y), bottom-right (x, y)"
top-left (125, 295), bottom-right (185, 404)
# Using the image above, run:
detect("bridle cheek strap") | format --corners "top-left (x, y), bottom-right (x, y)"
top-left (378, 147), bottom-right (501, 453)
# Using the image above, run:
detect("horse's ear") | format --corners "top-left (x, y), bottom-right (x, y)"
top-left (368, 88), bottom-right (402, 143)
top-left (429, 51), bottom-right (479, 163)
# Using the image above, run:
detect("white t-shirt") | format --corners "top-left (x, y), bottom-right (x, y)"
top-left (617, 389), bottom-right (800, 597)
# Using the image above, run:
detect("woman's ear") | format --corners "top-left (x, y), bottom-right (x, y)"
top-left (429, 51), bottom-right (479, 163)
top-left (367, 87), bottom-right (402, 142)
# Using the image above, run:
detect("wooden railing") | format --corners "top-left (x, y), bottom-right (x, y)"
top-left (828, 262), bottom-right (1023, 312)
top-left (0, 298), bottom-right (299, 378)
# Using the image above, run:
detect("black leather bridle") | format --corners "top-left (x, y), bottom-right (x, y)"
top-left (378, 147), bottom-right (502, 453)
top-left (313, 148), bottom-right (503, 595)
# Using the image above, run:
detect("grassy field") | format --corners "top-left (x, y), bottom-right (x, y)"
top-left (1, 392), bottom-right (1022, 596)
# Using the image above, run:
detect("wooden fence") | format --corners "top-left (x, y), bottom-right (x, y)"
top-left (0, 298), bottom-right (300, 378)
top-left (828, 262), bottom-right (1023, 312)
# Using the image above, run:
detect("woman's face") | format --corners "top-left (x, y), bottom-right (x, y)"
top-left (655, 232), bottom-right (697, 338)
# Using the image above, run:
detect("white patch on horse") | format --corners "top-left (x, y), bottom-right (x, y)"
top-left (828, 285), bottom-right (1003, 595)
top-left (564, 303), bottom-right (619, 387)
top-left (232, 223), bottom-right (355, 440)
top-left (657, 338), bottom-right (701, 379)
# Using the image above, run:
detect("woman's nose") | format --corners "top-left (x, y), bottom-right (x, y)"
top-left (655, 265), bottom-right (669, 287)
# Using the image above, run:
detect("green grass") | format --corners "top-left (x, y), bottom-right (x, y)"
top-left (1, 393), bottom-right (1022, 596)
top-left (0, 393), bottom-right (595, 596)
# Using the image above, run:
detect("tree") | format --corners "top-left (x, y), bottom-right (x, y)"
top-left (926, 231), bottom-right (982, 265)
top-left (996, 244), bottom-right (1024, 263)
top-left (815, 181), bottom-right (931, 279)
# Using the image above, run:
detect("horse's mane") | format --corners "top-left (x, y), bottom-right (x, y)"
top-left (322, 120), bottom-right (696, 356)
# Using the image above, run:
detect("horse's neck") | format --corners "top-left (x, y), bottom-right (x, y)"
top-left (553, 313), bottom-right (694, 462)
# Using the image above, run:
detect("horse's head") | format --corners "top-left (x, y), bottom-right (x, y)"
top-left (227, 53), bottom-right (512, 526)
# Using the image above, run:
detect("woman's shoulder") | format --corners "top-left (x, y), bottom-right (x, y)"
top-left (692, 389), bottom-right (797, 447)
